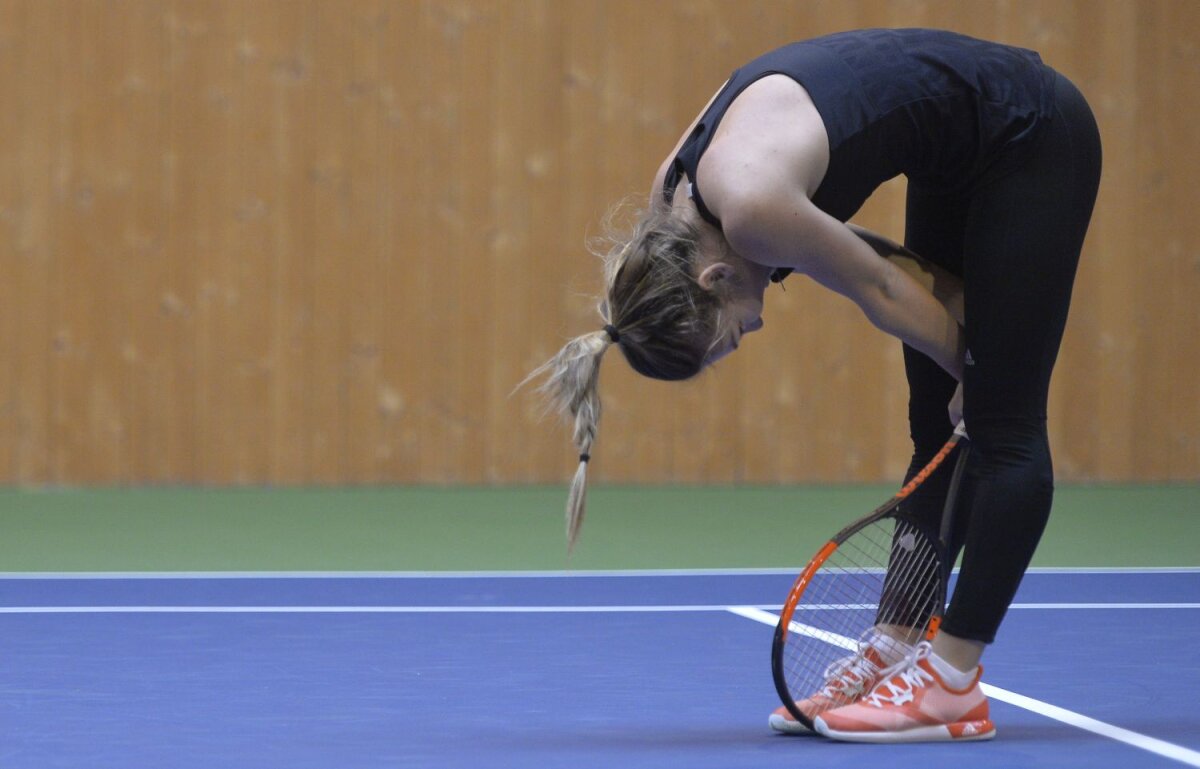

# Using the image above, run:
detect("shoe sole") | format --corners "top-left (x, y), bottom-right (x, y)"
top-left (768, 713), bottom-right (814, 735)
top-left (814, 718), bottom-right (996, 743)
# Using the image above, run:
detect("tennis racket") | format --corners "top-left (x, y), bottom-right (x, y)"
top-left (771, 422), bottom-right (972, 730)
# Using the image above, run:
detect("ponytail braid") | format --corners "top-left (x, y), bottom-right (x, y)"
top-left (521, 327), bottom-right (617, 552)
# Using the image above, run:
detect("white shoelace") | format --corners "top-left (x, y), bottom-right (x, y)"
top-left (863, 641), bottom-right (937, 708)
top-left (819, 653), bottom-right (879, 699)
top-left (819, 630), bottom-right (912, 700)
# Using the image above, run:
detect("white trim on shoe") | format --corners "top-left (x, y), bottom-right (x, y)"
top-left (813, 716), bottom-right (995, 743)
top-left (768, 709), bottom-right (814, 734)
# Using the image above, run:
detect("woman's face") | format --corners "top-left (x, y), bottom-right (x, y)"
top-left (703, 256), bottom-right (772, 366)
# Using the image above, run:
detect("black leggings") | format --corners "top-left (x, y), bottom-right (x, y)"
top-left (899, 71), bottom-right (1102, 644)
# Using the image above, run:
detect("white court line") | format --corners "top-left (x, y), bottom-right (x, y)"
top-left (1009, 603), bottom-right (1200, 610)
top-left (1, 602), bottom-right (1199, 615)
top-left (729, 606), bottom-right (1200, 768)
top-left (0, 604), bottom-right (768, 614)
top-left (0, 566), bottom-right (1197, 579)
top-left (0, 569), bottom-right (804, 580)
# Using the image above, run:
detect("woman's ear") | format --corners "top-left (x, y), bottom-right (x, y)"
top-left (697, 262), bottom-right (736, 291)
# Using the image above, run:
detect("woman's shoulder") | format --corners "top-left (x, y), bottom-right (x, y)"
top-left (699, 75), bottom-right (831, 207)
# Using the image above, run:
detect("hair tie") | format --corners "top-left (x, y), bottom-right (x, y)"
top-left (579, 453), bottom-right (591, 463)
top-left (602, 324), bottom-right (621, 344)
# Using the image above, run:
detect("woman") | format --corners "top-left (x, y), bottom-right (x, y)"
top-left (528, 28), bottom-right (1101, 742)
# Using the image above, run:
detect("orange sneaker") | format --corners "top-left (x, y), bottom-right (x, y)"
top-left (769, 632), bottom-right (911, 734)
top-left (813, 643), bottom-right (996, 743)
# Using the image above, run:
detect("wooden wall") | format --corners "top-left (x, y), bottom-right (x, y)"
top-left (0, 0), bottom-right (1196, 485)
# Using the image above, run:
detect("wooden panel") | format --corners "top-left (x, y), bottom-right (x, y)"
top-left (1047, 0), bottom-right (1137, 480)
top-left (377, 0), bottom-right (427, 482)
top-left (0, 0), bottom-right (20, 480)
top-left (250, 0), bottom-right (316, 485)
top-left (17, 0), bottom-right (64, 482)
top-left (1131, 0), bottom-right (1200, 478)
top-left (0, 0), bottom-right (1196, 485)
top-left (120, 2), bottom-right (174, 484)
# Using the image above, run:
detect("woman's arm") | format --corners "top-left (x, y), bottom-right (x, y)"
top-left (846, 223), bottom-right (965, 325)
top-left (848, 222), bottom-right (968, 423)
top-left (718, 183), bottom-right (966, 380)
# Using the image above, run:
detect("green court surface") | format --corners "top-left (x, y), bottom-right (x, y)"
top-left (0, 485), bottom-right (1196, 572)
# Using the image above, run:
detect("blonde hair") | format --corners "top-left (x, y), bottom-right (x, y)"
top-left (524, 202), bottom-right (726, 551)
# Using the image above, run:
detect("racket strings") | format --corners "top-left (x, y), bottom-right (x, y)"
top-left (778, 516), bottom-right (945, 721)
top-left (877, 520), bottom-right (942, 635)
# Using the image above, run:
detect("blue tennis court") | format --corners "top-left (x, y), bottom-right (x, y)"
top-left (1, 568), bottom-right (1196, 769)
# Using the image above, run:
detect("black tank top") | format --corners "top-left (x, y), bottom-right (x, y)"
top-left (664, 29), bottom-right (1056, 226)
